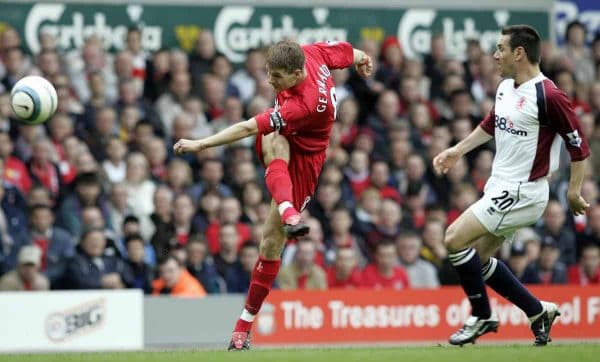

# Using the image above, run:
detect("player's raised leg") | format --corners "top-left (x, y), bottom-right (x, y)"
top-left (228, 201), bottom-right (286, 351)
top-left (445, 209), bottom-right (499, 345)
top-left (261, 132), bottom-right (309, 238)
top-left (475, 237), bottom-right (560, 346)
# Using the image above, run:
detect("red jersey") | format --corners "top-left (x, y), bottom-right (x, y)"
top-left (255, 42), bottom-right (354, 153)
top-left (361, 264), bottom-right (411, 290)
top-left (326, 267), bottom-right (363, 289)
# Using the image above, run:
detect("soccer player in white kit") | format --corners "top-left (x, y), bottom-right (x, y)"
top-left (433, 25), bottom-right (590, 346)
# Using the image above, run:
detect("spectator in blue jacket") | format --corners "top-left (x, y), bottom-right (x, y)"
top-left (28, 204), bottom-right (75, 287)
top-left (0, 177), bottom-right (29, 275)
top-left (186, 234), bottom-right (223, 293)
top-left (56, 172), bottom-right (112, 238)
top-left (64, 228), bottom-right (133, 289)
top-left (225, 241), bottom-right (259, 293)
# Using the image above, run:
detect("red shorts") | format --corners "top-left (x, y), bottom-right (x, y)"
top-left (255, 134), bottom-right (326, 211)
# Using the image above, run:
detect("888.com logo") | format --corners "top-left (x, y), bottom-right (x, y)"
top-left (494, 115), bottom-right (528, 137)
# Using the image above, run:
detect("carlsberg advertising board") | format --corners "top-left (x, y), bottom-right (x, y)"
top-left (0, 3), bottom-right (549, 62)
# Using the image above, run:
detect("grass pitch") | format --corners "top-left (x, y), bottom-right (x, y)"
top-left (1, 344), bottom-right (599, 362)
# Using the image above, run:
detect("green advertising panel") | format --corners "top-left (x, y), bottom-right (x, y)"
top-left (0, 3), bottom-right (549, 62)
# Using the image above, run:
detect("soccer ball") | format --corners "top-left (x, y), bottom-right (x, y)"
top-left (10, 75), bottom-right (58, 125)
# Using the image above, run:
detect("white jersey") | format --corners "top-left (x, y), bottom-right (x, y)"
top-left (480, 73), bottom-right (589, 182)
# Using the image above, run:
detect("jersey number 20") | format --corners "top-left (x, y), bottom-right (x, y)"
top-left (491, 190), bottom-right (515, 211)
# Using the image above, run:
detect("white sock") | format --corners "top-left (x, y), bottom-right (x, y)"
top-left (277, 201), bottom-right (294, 216)
top-left (240, 309), bottom-right (255, 322)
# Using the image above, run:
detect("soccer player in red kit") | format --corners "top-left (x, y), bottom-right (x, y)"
top-left (174, 40), bottom-right (372, 350)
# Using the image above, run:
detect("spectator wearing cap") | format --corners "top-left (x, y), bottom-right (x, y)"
top-left (64, 228), bottom-right (133, 290)
top-left (28, 204), bottom-right (75, 287)
top-left (531, 238), bottom-right (568, 285)
top-left (536, 200), bottom-right (577, 266)
top-left (568, 243), bottom-right (600, 285)
top-left (375, 36), bottom-right (403, 91)
top-left (152, 255), bottom-right (206, 297)
top-left (56, 171), bottom-right (111, 238)
top-left (507, 241), bottom-right (540, 284)
top-left (0, 245), bottom-right (49, 291)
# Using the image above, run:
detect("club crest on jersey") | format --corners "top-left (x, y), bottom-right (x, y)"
top-left (516, 96), bottom-right (526, 110)
top-left (566, 130), bottom-right (582, 148)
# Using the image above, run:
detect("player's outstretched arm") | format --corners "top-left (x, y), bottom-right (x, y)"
top-left (433, 126), bottom-right (492, 175)
top-left (173, 118), bottom-right (259, 155)
top-left (353, 48), bottom-right (373, 78)
top-left (567, 160), bottom-right (590, 215)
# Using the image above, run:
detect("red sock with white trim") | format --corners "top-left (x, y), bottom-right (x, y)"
top-left (234, 257), bottom-right (281, 332)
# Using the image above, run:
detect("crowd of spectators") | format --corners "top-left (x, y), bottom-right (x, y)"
top-left (0, 21), bottom-right (599, 296)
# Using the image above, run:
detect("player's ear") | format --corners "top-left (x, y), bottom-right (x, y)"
top-left (514, 46), bottom-right (524, 62)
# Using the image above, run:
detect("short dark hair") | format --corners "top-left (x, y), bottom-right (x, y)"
top-left (123, 214), bottom-right (140, 226)
top-left (74, 171), bottom-right (100, 187)
top-left (565, 20), bottom-right (586, 43)
top-left (124, 233), bottom-right (144, 245)
top-left (376, 239), bottom-right (396, 251)
top-left (239, 240), bottom-right (258, 251)
top-left (449, 88), bottom-right (471, 103)
top-left (501, 25), bottom-right (541, 64)
top-left (29, 203), bottom-right (52, 216)
top-left (158, 255), bottom-right (180, 267)
top-left (267, 40), bottom-right (304, 74)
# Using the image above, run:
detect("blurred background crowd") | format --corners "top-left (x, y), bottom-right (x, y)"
top-left (0, 21), bottom-right (599, 296)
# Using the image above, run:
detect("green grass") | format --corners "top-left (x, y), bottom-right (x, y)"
top-left (2, 344), bottom-right (600, 362)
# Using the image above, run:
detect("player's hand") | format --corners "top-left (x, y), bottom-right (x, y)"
top-left (173, 138), bottom-right (205, 155)
top-left (356, 54), bottom-right (373, 78)
top-left (433, 147), bottom-right (462, 175)
top-left (567, 192), bottom-right (590, 216)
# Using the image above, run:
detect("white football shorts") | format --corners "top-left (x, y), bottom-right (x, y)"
top-left (469, 175), bottom-right (549, 240)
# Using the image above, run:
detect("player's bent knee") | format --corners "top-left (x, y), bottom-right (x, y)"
top-left (259, 235), bottom-right (285, 259)
top-left (264, 134), bottom-right (290, 164)
top-left (259, 224), bottom-right (286, 259)
top-left (444, 225), bottom-right (463, 252)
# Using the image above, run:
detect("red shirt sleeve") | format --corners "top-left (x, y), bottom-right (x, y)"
top-left (305, 41), bottom-right (354, 70)
top-left (255, 99), bottom-right (311, 136)
top-left (479, 105), bottom-right (495, 135)
top-left (543, 81), bottom-right (590, 161)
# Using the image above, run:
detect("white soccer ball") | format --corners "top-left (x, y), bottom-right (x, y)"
top-left (10, 75), bottom-right (58, 125)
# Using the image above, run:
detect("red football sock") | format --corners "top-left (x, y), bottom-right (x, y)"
top-left (265, 158), bottom-right (294, 207)
top-left (234, 257), bottom-right (281, 332)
